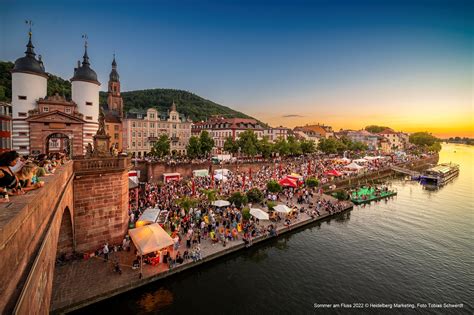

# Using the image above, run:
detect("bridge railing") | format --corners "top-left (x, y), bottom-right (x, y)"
top-left (73, 157), bottom-right (130, 174)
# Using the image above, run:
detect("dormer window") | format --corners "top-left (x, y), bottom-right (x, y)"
top-left (43, 107), bottom-right (49, 113)
top-left (137, 114), bottom-right (142, 119)
top-left (65, 108), bottom-right (71, 114)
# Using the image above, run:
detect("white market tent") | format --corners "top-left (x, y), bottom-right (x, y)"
top-left (136, 208), bottom-right (160, 227)
top-left (129, 223), bottom-right (174, 255)
top-left (214, 168), bottom-right (231, 176)
top-left (192, 169), bottom-right (209, 177)
top-left (344, 162), bottom-right (365, 170)
top-left (353, 158), bottom-right (368, 164)
top-left (363, 156), bottom-right (378, 161)
top-left (129, 223), bottom-right (175, 277)
top-left (212, 200), bottom-right (231, 207)
top-left (250, 208), bottom-right (269, 220)
top-left (274, 204), bottom-right (292, 214)
top-left (214, 173), bottom-right (228, 182)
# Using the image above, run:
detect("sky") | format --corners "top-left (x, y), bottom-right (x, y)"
top-left (1, 0), bottom-right (473, 137)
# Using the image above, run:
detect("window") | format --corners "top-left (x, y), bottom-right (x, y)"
top-left (114, 133), bottom-right (119, 139)
top-left (43, 107), bottom-right (49, 112)
top-left (150, 114), bottom-right (155, 119)
top-left (132, 122), bottom-right (136, 128)
top-left (138, 132), bottom-right (141, 137)
top-left (19, 146), bottom-right (27, 150)
top-left (65, 108), bottom-right (71, 114)
top-left (86, 101), bottom-right (93, 106)
top-left (173, 124), bottom-right (177, 129)
top-left (86, 133), bottom-right (94, 137)
top-left (19, 132), bottom-right (27, 136)
top-left (114, 125), bottom-right (119, 131)
top-left (132, 132), bottom-right (135, 137)
top-left (86, 116), bottom-right (93, 120)
top-left (18, 96), bottom-right (27, 100)
top-left (137, 114), bottom-right (142, 119)
top-left (150, 122), bottom-right (154, 128)
top-left (132, 142), bottom-right (135, 147)
top-left (44, 122), bottom-right (49, 126)
top-left (18, 112), bottom-right (27, 117)
top-left (138, 142), bottom-right (141, 147)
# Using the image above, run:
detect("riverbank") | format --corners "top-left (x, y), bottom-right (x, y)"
top-left (51, 195), bottom-right (352, 314)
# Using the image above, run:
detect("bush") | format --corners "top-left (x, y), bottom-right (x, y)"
top-left (246, 188), bottom-right (264, 203)
top-left (333, 190), bottom-right (349, 201)
top-left (267, 180), bottom-right (282, 193)
top-left (242, 206), bottom-right (251, 221)
top-left (228, 192), bottom-right (248, 209)
top-left (267, 200), bottom-right (277, 210)
top-left (305, 177), bottom-right (319, 188)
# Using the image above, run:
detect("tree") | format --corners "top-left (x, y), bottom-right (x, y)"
top-left (305, 177), bottom-right (319, 188)
top-left (238, 130), bottom-right (259, 157)
top-left (199, 131), bottom-right (215, 157)
top-left (223, 136), bottom-right (239, 154)
top-left (150, 134), bottom-right (170, 158)
top-left (246, 188), bottom-right (264, 203)
top-left (274, 138), bottom-right (290, 156)
top-left (287, 135), bottom-right (302, 155)
top-left (258, 136), bottom-right (274, 158)
top-left (186, 136), bottom-right (201, 159)
top-left (242, 206), bottom-right (251, 221)
top-left (300, 140), bottom-right (315, 154)
top-left (409, 132), bottom-right (439, 147)
top-left (365, 125), bottom-right (389, 133)
top-left (349, 141), bottom-right (368, 152)
top-left (201, 189), bottom-right (217, 204)
top-left (317, 138), bottom-right (339, 154)
top-left (176, 196), bottom-right (198, 213)
top-left (266, 180), bottom-right (282, 193)
top-left (228, 191), bottom-right (248, 208)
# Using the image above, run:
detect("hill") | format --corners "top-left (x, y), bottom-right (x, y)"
top-left (1, 61), bottom-right (255, 122)
top-left (99, 89), bottom-right (252, 121)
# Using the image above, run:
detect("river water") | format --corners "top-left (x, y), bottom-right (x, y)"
top-left (75, 144), bottom-right (473, 314)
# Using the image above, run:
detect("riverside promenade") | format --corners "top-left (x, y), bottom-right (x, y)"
top-left (51, 194), bottom-right (352, 314)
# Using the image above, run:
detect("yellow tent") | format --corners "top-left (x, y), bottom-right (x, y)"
top-left (129, 223), bottom-right (174, 255)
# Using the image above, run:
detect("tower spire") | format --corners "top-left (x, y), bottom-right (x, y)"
top-left (81, 34), bottom-right (90, 66)
top-left (24, 20), bottom-right (35, 57)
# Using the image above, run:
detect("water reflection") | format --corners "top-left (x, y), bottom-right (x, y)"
top-left (135, 288), bottom-right (173, 313)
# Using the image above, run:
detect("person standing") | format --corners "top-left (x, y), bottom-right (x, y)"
top-left (103, 243), bottom-right (109, 262)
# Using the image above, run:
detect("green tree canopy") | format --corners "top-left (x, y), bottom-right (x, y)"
top-left (246, 188), bottom-right (264, 203)
top-left (305, 177), bottom-right (319, 188)
top-left (199, 131), bottom-right (215, 157)
top-left (365, 125), bottom-right (389, 133)
top-left (300, 140), bottom-right (316, 154)
top-left (287, 135), bottom-right (302, 155)
top-left (186, 136), bottom-right (201, 159)
top-left (258, 136), bottom-right (274, 158)
top-left (223, 136), bottom-right (239, 154)
top-left (238, 130), bottom-right (259, 157)
top-left (409, 132), bottom-right (439, 147)
top-left (150, 134), bottom-right (170, 158)
top-left (267, 180), bottom-right (282, 193)
top-left (274, 138), bottom-right (290, 156)
top-left (228, 191), bottom-right (248, 208)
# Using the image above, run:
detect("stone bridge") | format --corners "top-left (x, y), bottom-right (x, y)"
top-left (0, 158), bottom-right (129, 314)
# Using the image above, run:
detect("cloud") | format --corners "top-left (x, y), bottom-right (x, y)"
top-left (282, 114), bottom-right (304, 118)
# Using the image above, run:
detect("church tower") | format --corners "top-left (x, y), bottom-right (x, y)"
top-left (11, 28), bottom-right (47, 155)
top-left (71, 37), bottom-right (100, 153)
top-left (107, 55), bottom-right (123, 118)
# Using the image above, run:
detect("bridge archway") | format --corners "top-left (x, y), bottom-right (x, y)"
top-left (56, 206), bottom-right (75, 259)
top-left (46, 133), bottom-right (72, 157)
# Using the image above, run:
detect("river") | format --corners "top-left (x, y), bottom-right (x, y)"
top-left (74, 143), bottom-right (473, 314)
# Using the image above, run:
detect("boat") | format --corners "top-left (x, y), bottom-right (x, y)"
top-left (419, 163), bottom-right (459, 186)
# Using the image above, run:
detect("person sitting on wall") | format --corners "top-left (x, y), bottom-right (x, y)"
top-left (17, 162), bottom-right (44, 191)
top-left (0, 151), bottom-right (25, 198)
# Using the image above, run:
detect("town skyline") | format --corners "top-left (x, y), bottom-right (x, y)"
top-left (1, 0), bottom-right (472, 138)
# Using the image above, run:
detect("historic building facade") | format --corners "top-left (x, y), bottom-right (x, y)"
top-left (0, 102), bottom-right (12, 153)
top-left (11, 32), bottom-right (100, 156)
top-left (123, 103), bottom-right (193, 157)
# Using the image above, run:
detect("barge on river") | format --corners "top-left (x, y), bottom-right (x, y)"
top-left (419, 163), bottom-right (459, 186)
top-left (350, 187), bottom-right (397, 205)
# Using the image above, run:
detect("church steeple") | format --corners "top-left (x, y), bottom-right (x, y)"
top-left (107, 54), bottom-right (123, 117)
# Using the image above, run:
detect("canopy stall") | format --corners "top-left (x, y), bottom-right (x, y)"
top-left (163, 172), bottom-right (181, 183)
top-left (212, 200), bottom-right (231, 207)
top-left (353, 158), bottom-right (368, 164)
top-left (250, 208), bottom-right (269, 220)
top-left (344, 162), bottom-right (365, 171)
top-left (324, 169), bottom-right (342, 177)
top-left (287, 173), bottom-right (303, 181)
top-left (214, 169), bottom-right (231, 176)
top-left (274, 204), bottom-right (292, 214)
top-left (136, 208), bottom-right (161, 228)
top-left (192, 169), bottom-right (209, 177)
top-left (279, 177), bottom-right (298, 188)
top-left (129, 223), bottom-right (174, 278)
top-left (214, 173), bottom-right (228, 182)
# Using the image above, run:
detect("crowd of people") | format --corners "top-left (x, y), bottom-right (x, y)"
top-left (0, 150), bottom-right (69, 201)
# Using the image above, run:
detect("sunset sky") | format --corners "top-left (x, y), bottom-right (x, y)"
top-left (1, 0), bottom-right (472, 138)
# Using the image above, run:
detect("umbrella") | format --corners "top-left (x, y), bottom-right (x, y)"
top-left (212, 200), bottom-right (230, 207)
top-left (250, 208), bottom-right (269, 220)
top-left (274, 204), bottom-right (292, 214)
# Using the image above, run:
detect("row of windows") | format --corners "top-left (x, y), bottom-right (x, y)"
top-left (131, 122), bottom-right (189, 129)
top-left (0, 138), bottom-right (11, 149)
top-left (0, 121), bottom-right (11, 131)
